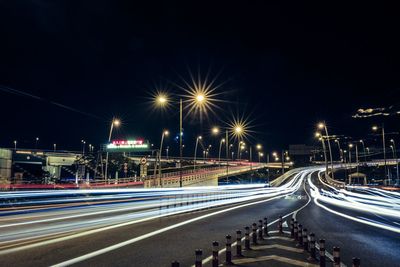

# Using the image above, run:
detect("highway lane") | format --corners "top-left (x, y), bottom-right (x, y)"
top-left (296, 170), bottom-right (400, 267)
top-left (0, 170), bottom-right (308, 266)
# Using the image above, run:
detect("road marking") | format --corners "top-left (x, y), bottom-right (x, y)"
top-left (197, 172), bottom-right (311, 266)
top-left (49, 191), bottom-right (298, 267)
top-left (232, 254), bottom-right (318, 266)
top-left (251, 244), bottom-right (304, 253)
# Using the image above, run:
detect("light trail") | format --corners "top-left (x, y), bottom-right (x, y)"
top-left (308, 171), bottom-right (400, 233)
top-left (0, 177), bottom-right (303, 255)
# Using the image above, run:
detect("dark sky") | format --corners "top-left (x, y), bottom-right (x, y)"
top-left (0, 1), bottom-right (399, 155)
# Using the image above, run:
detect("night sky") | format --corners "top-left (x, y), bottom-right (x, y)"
top-left (1, 2), bottom-right (399, 155)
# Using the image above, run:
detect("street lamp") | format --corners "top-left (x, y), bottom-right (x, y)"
top-left (218, 138), bottom-right (225, 166)
top-left (372, 124), bottom-right (388, 184)
top-left (13, 140), bottom-right (17, 150)
top-left (334, 139), bottom-right (343, 162)
top-left (81, 140), bottom-right (86, 155)
top-left (315, 131), bottom-right (328, 177)
top-left (155, 93), bottom-right (209, 187)
top-left (157, 129), bottom-right (169, 187)
top-left (359, 140), bottom-right (367, 162)
top-left (318, 122), bottom-right (334, 179)
top-left (53, 143), bottom-right (57, 152)
top-left (104, 118), bottom-right (120, 181)
top-left (193, 136), bottom-right (202, 170)
top-left (35, 137), bottom-right (39, 149)
top-left (390, 139), bottom-right (399, 185)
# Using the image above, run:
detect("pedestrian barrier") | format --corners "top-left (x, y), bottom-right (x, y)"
top-left (258, 220), bottom-right (263, 240)
top-left (244, 226), bottom-right (250, 250)
top-left (236, 230), bottom-right (242, 257)
top-left (225, 235), bottom-right (232, 264)
top-left (319, 239), bottom-right (326, 267)
top-left (171, 217), bottom-right (361, 267)
top-left (195, 249), bottom-right (202, 267)
top-left (212, 241), bottom-right (219, 267)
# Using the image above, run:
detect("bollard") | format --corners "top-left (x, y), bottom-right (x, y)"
top-left (298, 224), bottom-right (303, 246)
top-left (236, 230), bottom-right (243, 257)
top-left (319, 239), bottom-right (326, 267)
top-left (252, 223), bottom-right (258, 245)
top-left (263, 217), bottom-right (270, 236)
top-left (303, 228), bottom-right (308, 251)
top-left (333, 247), bottom-right (340, 267)
top-left (226, 235), bottom-right (232, 264)
top-left (352, 257), bottom-right (361, 267)
top-left (308, 233), bottom-right (316, 261)
top-left (294, 221), bottom-right (298, 241)
top-left (258, 220), bottom-right (264, 240)
top-left (245, 226), bottom-right (250, 250)
top-left (278, 215), bottom-right (283, 234)
top-left (195, 249), bottom-right (202, 267)
top-left (212, 241), bottom-right (219, 267)
top-left (290, 218), bottom-right (294, 238)
top-left (171, 261), bottom-right (180, 267)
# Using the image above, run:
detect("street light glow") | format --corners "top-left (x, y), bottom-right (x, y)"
top-left (318, 122), bottom-right (325, 129)
top-left (164, 130), bottom-right (169, 136)
top-left (212, 127), bottom-right (219, 134)
top-left (256, 144), bottom-right (262, 150)
top-left (315, 132), bottom-right (321, 138)
top-left (372, 125), bottom-right (378, 131)
top-left (113, 119), bottom-right (121, 127)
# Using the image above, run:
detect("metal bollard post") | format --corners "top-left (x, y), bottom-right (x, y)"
top-left (298, 224), bottom-right (303, 246)
top-left (294, 221), bottom-right (298, 240)
top-left (171, 261), bottom-right (180, 267)
top-left (319, 239), bottom-right (326, 267)
top-left (303, 228), bottom-right (308, 251)
top-left (236, 230), bottom-right (243, 257)
top-left (263, 217), bottom-right (269, 236)
top-left (252, 223), bottom-right (258, 245)
top-left (278, 215), bottom-right (283, 234)
top-left (195, 249), bottom-right (202, 267)
top-left (226, 235), bottom-right (232, 264)
top-left (258, 220), bottom-right (263, 240)
top-left (290, 218), bottom-right (294, 238)
top-left (352, 257), bottom-right (361, 267)
top-left (212, 241), bottom-right (219, 267)
top-left (308, 233), bottom-right (316, 261)
top-left (333, 247), bottom-right (340, 267)
top-left (245, 226), bottom-right (250, 250)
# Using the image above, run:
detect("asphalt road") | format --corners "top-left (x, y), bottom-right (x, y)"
top-left (1, 168), bottom-right (400, 267)
top-left (0, 173), bottom-right (306, 267)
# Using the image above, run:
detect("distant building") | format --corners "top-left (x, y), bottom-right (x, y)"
top-left (289, 144), bottom-right (316, 166)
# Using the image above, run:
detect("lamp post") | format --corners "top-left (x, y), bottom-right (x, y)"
top-left (166, 146), bottom-right (169, 160)
top-left (104, 118), bottom-right (120, 181)
top-left (35, 137), bottom-right (39, 149)
top-left (81, 140), bottom-right (86, 155)
top-left (53, 143), bottom-right (57, 152)
top-left (158, 130), bottom-right (169, 187)
top-left (390, 139), bottom-right (399, 185)
top-left (156, 93), bottom-right (207, 187)
top-left (318, 122), bottom-right (334, 179)
top-left (359, 140), bottom-right (367, 162)
top-left (13, 140), bottom-right (17, 150)
top-left (335, 139), bottom-right (342, 162)
top-left (372, 125), bottom-right (388, 185)
top-left (218, 138), bottom-right (225, 166)
top-left (316, 132), bottom-right (328, 177)
top-left (193, 136), bottom-right (202, 170)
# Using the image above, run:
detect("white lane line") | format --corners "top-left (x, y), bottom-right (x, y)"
top-left (50, 192), bottom-right (296, 267)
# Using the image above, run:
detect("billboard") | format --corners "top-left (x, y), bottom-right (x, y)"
top-left (106, 139), bottom-right (150, 152)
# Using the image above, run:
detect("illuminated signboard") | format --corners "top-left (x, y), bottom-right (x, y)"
top-left (106, 139), bottom-right (150, 152)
